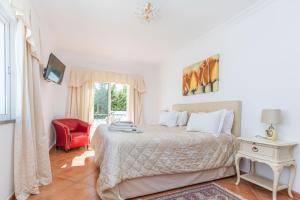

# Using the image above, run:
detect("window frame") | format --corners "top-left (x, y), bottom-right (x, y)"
top-left (0, 6), bottom-right (12, 121)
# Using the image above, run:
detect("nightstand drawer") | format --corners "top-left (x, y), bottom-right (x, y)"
top-left (240, 141), bottom-right (273, 159)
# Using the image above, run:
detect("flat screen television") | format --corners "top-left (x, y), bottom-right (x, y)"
top-left (43, 53), bottom-right (66, 84)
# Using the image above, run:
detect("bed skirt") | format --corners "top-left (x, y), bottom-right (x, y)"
top-left (117, 166), bottom-right (235, 199)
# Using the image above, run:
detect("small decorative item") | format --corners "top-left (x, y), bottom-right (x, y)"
top-left (182, 55), bottom-right (219, 96)
top-left (135, 1), bottom-right (159, 22)
top-left (261, 109), bottom-right (282, 141)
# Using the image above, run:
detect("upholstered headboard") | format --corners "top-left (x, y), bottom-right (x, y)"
top-left (172, 100), bottom-right (242, 137)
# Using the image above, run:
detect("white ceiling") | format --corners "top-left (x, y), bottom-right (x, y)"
top-left (32, 0), bottom-right (261, 66)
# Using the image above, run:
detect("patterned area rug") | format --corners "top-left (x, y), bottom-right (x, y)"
top-left (145, 183), bottom-right (246, 200)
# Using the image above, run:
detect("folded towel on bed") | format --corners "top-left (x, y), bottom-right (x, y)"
top-left (108, 126), bottom-right (143, 133)
top-left (108, 121), bottom-right (143, 133)
top-left (111, 121), bottom-right (135, 127)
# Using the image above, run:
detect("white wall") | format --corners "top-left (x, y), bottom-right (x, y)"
top-left (0, 123), bottom-right (14, 200)
top-left (31, 0), bottom-right (59, 148)
top-left (39, 29), bottom-right (56, 148)
top-left (45, 51), bottom-right (160, 146)
top-left (159, 0), bottom-right (300, 192)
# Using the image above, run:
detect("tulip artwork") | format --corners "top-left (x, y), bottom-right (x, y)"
top-left (182, 55), bottom-right (219, 96)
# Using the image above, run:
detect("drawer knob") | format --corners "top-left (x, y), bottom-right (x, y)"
top-left (252, 146), bottom-right (259, 152)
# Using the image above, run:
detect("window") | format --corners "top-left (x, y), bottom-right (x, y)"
top-left (0, 8), bottom-right (11, 121)
top-left (94, 83), bottom-right (128, 124)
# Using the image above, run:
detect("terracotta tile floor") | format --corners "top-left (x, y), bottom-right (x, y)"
top-left (27, 148), bottom-right (298, 200)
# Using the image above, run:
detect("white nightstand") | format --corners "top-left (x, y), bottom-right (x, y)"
top-left (235, 137), bottom-right (297, 200)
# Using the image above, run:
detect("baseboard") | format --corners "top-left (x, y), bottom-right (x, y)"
top-left (239, 170), bottom-right (300, 198)
top-left (291, 191), bottom-right (300, 198)
top-left (278, 189), bottom-right (300, 198)
top-left (6, 143), bottom-right (54, 200)
top-left (49, 142), bottom-right (55, 151)
top-left (239, 168), bottom-right (300, 197)
top-left (7, 193), bottom-right (15, 200)
top-left (5, 142), bottom-right (54, 200)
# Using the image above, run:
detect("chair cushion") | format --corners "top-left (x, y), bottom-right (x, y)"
top-left (71, 132), bottom-right (87, 137)
top-left (69, 132), bottom-right (89, 149)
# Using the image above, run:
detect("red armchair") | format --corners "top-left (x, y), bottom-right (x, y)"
top-left (52, 118), bottom-right (91, 152)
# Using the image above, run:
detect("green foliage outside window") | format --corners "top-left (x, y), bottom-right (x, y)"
top-left (111, 84), bottom-right (127, 111)
top-left (94, 83), bottom-right (109, 119)
top-left (94, 83), bottom-right (128, 119)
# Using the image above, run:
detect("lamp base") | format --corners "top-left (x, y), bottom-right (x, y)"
top-left (265, 125), bottom-right (278, 141)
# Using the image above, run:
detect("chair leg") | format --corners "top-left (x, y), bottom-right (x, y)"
top-left (64, 149), bottom-right (70, 153)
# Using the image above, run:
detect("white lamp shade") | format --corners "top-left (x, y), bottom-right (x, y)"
top-left (261, 109), bottom-right (282, 124)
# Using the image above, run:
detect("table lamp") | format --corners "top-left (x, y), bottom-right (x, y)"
top-left (261, 109), bottom-right (282, 141)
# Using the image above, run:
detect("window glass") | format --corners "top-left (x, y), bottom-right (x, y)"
top-left (93, 83), bottom-right (128, 125)
top-left (0, 19), bottom-right (6, 115)
top-left (94, 83), bottom-right (109, 123)
top-left (111, 83), bottom-right (127, 112)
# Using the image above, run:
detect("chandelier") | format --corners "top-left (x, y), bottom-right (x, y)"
top-left (136, 1), bottom-right (159, 22)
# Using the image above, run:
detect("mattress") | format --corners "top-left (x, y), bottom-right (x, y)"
top-left (91, 124), bottom-right (237, 200)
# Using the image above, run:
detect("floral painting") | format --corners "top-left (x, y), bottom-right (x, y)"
top-left (182, 55), bottom-right (219, 96)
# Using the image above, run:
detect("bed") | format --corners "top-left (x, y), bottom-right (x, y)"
top-left (91, 100), bottom-right (242, 200)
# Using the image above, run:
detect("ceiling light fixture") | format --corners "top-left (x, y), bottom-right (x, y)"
top-left (136, 1), bottom-right (159, 22)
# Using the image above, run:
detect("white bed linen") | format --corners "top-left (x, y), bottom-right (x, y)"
top-left (91, 125), bottom-right (237, 200)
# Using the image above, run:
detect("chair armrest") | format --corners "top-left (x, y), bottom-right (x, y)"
top-left (52, 121), bottom-right (72, 139)
top-left (52, 121), bottom-right (70, 135)
top-left (77, 120), bottom-right (91, 134)
top-left (52, 120), bottom-right (73, 149)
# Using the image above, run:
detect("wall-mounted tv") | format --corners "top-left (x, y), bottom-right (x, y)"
top-left (43, 53), bottom-right (66, 84)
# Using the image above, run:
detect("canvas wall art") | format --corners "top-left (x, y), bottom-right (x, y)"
top-left (182, 55), bottom-right (219, 96)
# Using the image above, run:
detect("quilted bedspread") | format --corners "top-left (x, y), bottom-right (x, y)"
top-left (91, 125), bottom-right (237, 200)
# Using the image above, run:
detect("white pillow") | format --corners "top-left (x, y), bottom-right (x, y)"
top-left (177, 111), bottom-right (188, 126)
top-left (186, 110), bottom-right (227, 136)
top-left (222, 110), bottom-right (234, 135)
top-left (159, 111), bottom-right (179, 127)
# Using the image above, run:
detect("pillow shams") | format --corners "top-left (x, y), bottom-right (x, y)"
top-left (222, 110), bottom-right (234, 135)
top-left (186, 110), bottom-right (227, 135)
top-left (177, 111), bottom-right (188, 126)
top-left (159, 111), bottom-right (179, 127)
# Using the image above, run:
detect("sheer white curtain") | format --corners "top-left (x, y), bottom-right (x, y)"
top-left (14, 20), bottom-right (52, 200)
top-left (66, 81), bottom-right (95, 123)
top-left (129, 86), bottom-right (144, 124)
top-left (11, 0), bottom-right (52, 199)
